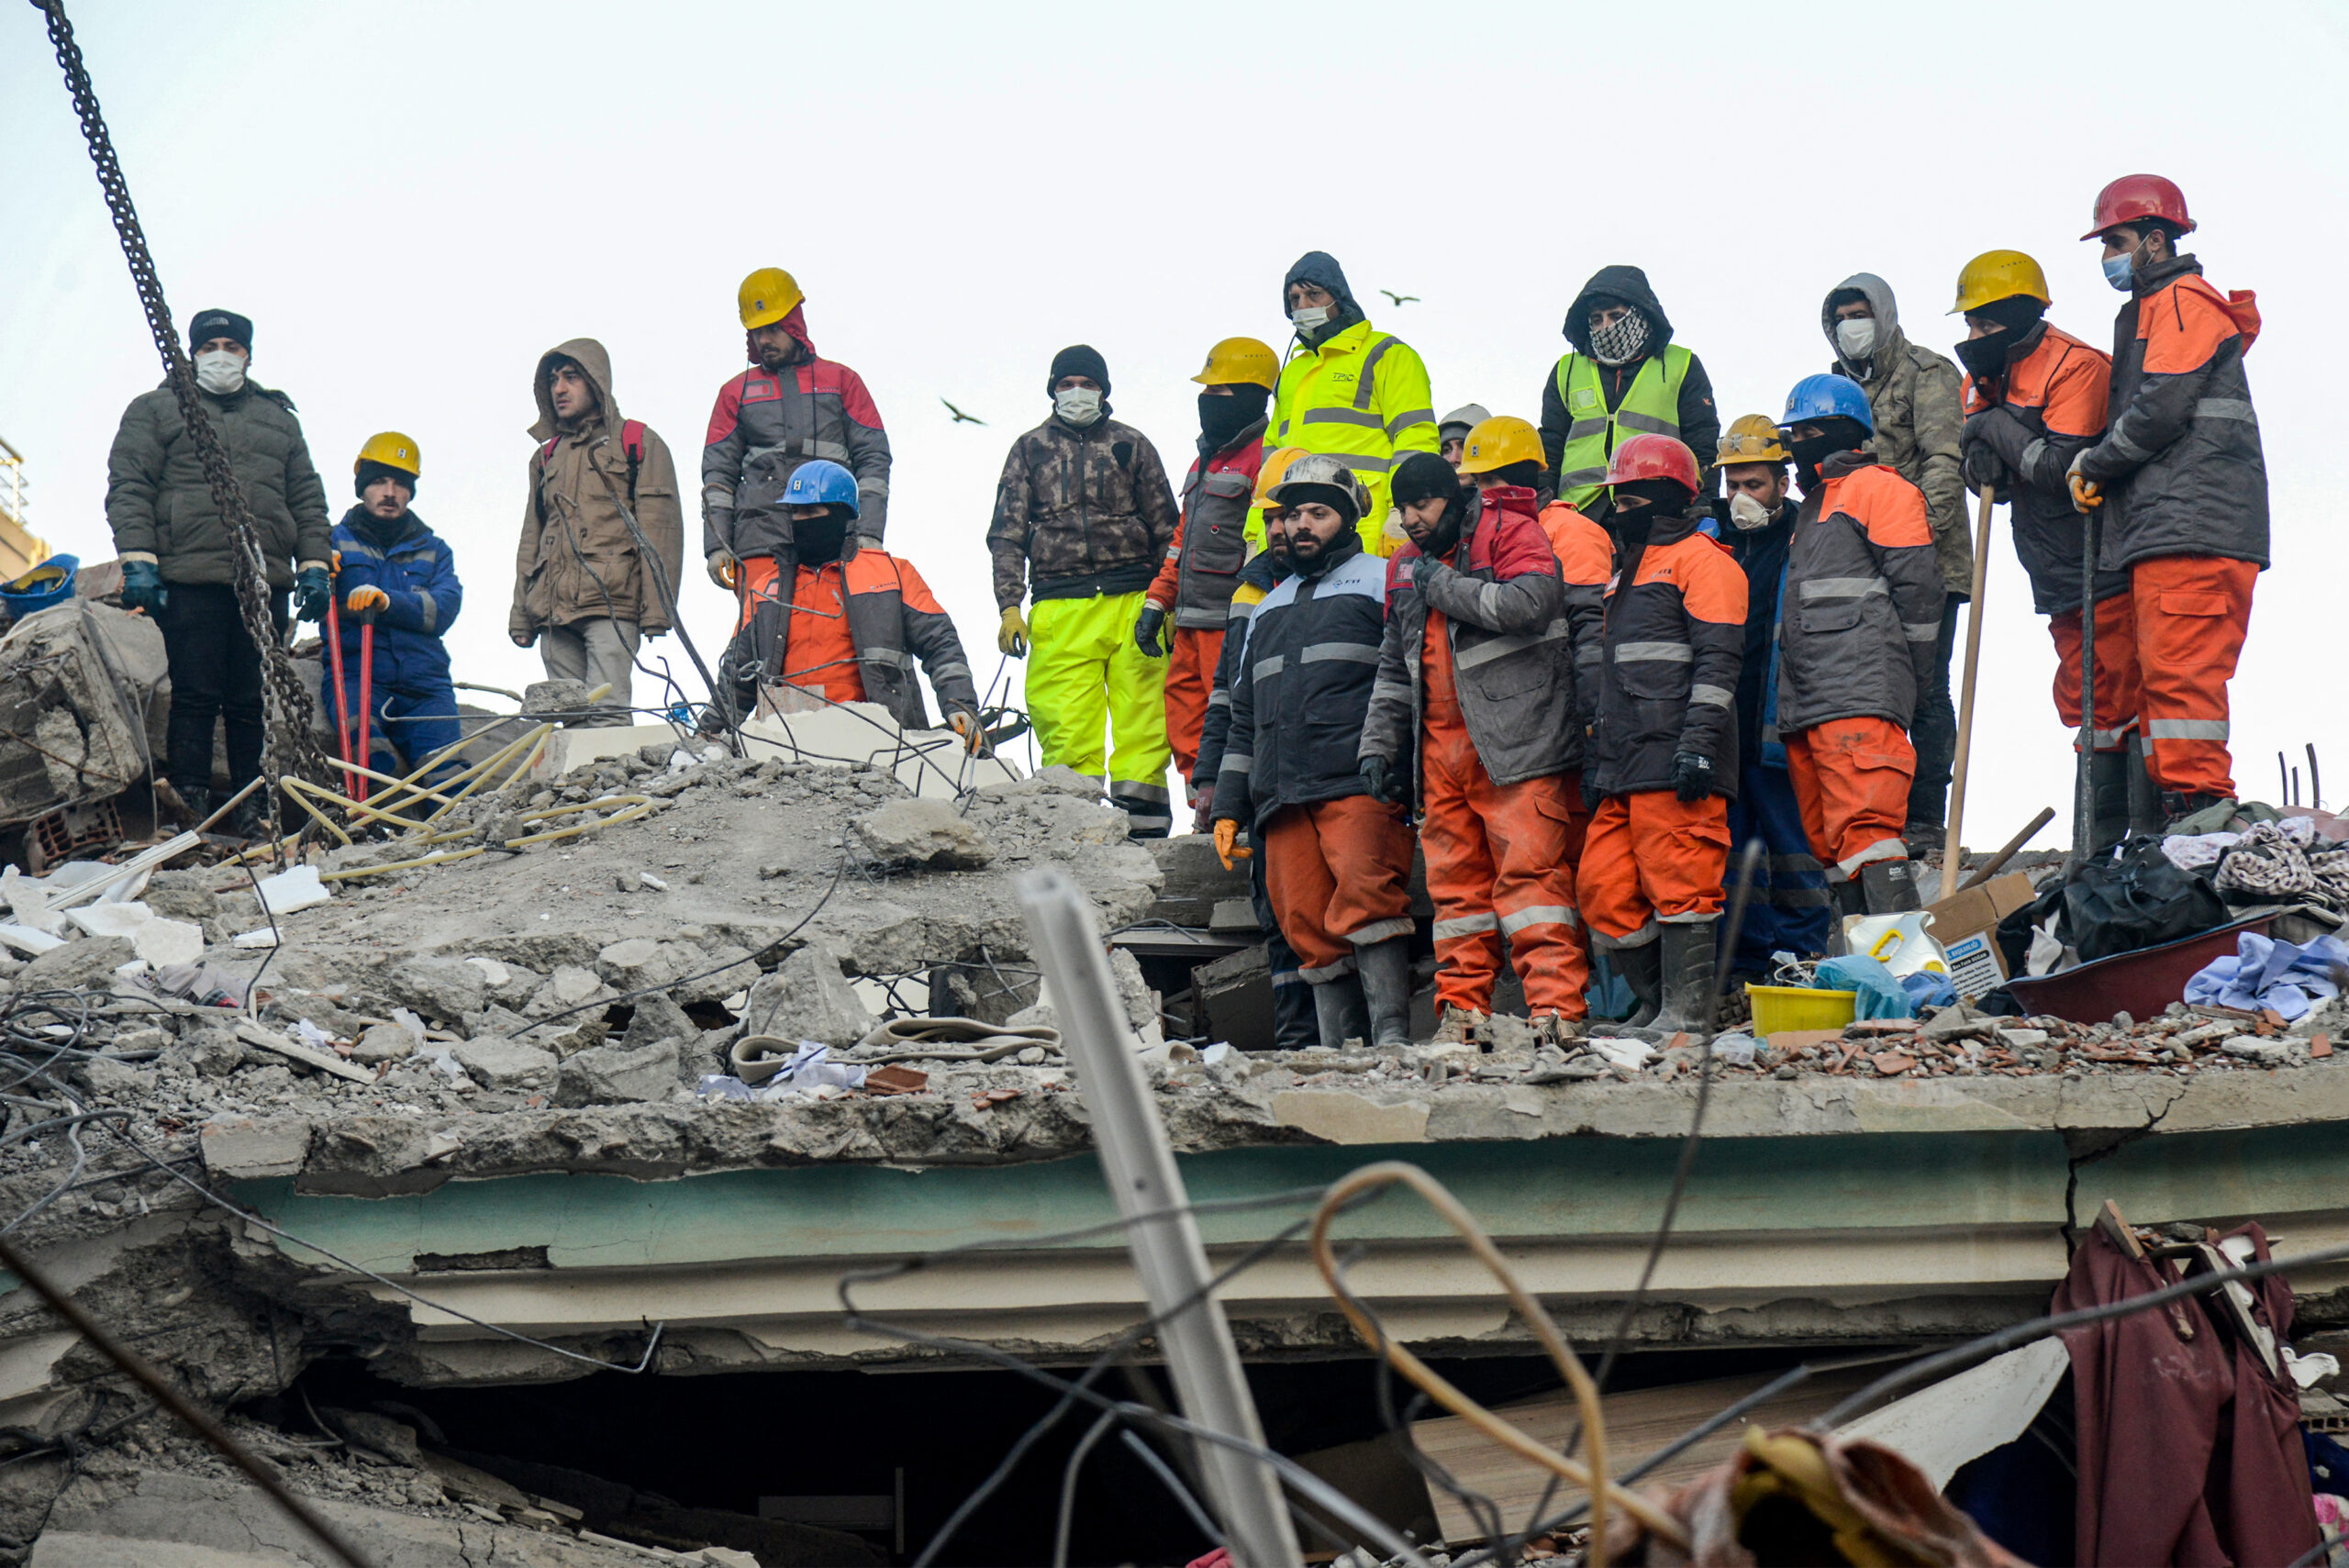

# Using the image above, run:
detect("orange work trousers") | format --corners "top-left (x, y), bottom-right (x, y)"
top-left (1419, 711), bottom-right (1589, 1018)
top-left (1786, 717), bottom-right (1914, 881)
top-left (1575, 791), bottom-right (1731, 948)
top-left (1262, 794), bottom-right (1415, 981)
top-left (2047, 592), bottom-right (2142, 753)
top-left (2131, 555), bottom-right (2256, 798)
top-left (1164, 624), bottom-right (1223, 794)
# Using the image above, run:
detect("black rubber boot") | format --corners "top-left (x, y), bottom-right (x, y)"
top-left (178, 784), bottom-right (214, 828)
top-left (1272, 978), bottom-right (1319, 1051)
top-left (2124, 735), bottom-right (2165, 838)
top-left (228, 794), bottom-right (270, 843)
top-left (1355, 936), bottom-right (1413, 1051)
top-left (1613, 940), bottom-right (1663, 1029)
top-left (1650, 918), bottom-right (1719, 1037)
top-left (1310, 975), bottom-right (1372, 1050)
top-left (1860, 858), bottom-right (1921, 915)
top-left (1827, 877), bottom-right (1865, 953)
top-left (2088, 748), bottom-right (2134, 852)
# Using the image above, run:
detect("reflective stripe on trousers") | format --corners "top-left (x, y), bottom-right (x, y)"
top-left (1027, 592), bottom-right (1171, 833)
top-left (2130, 555), bottom-right (2254, 798)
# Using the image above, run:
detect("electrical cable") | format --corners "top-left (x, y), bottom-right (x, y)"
top-left (1118, 1428), bottom-right (1227, 1551)
top-left (1051, 1405), bottom-right (1120, 1568)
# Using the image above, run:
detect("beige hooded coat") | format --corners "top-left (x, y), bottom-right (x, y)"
top-left (509, 339), bottom-right (685, 639)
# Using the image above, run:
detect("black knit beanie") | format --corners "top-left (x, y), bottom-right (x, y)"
top-left (354, 460), bottom-right (415, 499)
top-left (188, 308), bottom-right (253, 353)
top-left (1047, 344), bottom-right (1110, 396)
top-left (1391, 451), bottom-right (1462, 511)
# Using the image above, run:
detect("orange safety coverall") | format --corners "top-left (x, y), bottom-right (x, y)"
top-left (1785, 717), bottom-right (1914, 881)
top-left (1261, 795), bottom-right (1416, 981)
top-left (2131, 555), bottom-right (2256, 797)
top-left (736, 555), bottom-right (867, 703)
top-left (2049, 593), bottom-right (2143, 752)
top-left (1576, 793), bottom-right (1731, 943)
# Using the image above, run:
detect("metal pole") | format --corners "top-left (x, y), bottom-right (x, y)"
top-left (2073, 512), bottom-right (2099, 863)
top-left (1941, 485), bottom-right (1997, 890)
top-left (1016, 868), bottom-right (1300, 1568)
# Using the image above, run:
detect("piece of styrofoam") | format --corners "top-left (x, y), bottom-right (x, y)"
top-left (133, 917), bottom-right (204, 969)
top-left (67, 903), bottom-right (153, 940)
top-left (254, 864), bottom-right (329, 916)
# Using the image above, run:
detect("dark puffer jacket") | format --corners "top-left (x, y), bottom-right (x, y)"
top-left (1191, 550), bottom-right (1286, 796)
top-left (1961, 322), bottom-right (2126, 616)
top-left (1776, 454), bottom-right (1943, 734)
top-left (1586, 509), bottom-right (1746, 798)
top-left (986, 414), bottom-right (1180, 607)
top-left (105, 378), bottom-right (331, 587)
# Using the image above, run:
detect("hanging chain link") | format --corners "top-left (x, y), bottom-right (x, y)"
top-left (33, 0), bottom-right (332, 826)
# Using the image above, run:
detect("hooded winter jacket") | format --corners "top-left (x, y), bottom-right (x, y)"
top-left (105, 377), bottom-right (331, 588)
top-left (329, 507), bottom-right (461, 690)
top-left (1586, 508), bottom-right (1746, 799)
top-left (509, 339), bottom-right (686, 639)
top-left (700, 306), bottom-right (892, 560)
top-left (1147, 420), bottom-right (1266, 628)
top-left (1214, 534), bottom-right (1386, 829)
top-left (1360, 485), bottom-right (1590, 796)
top-left (1776, 452), bottom-right (1943, 734)
top-left (1822, 273), bottom-right (1970, 598)
top-left (1268, 252), bottom-right (1438, 548)
top-left (1192, 550), bottom-right (1286, 794)
top-left (986, 413), bottom-right (1180, 609)
top-left (1960, 322), bottom-right (2125, 616)
top-left (2077, 254), bottom-right (2268, 572)
top-left (1539, 265), bottom-right (1720, 513)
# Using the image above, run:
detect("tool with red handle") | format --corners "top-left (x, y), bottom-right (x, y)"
top-left (324, 595), bottom-right (356, 795)
top-left (353, 601), bottom-right (379, 784)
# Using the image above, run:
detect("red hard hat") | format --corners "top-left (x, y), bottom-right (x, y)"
top-left (2081, 173), bottom-right (2195, 241)
top-left (1604, 433), bottom-right (1699, 494)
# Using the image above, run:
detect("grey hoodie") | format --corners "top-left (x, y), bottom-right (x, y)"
top-left (1820, 274), bottom-right (1971, 597)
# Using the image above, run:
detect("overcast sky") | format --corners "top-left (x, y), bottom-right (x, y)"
top-left (6, 1), bottom-right (2344, 850)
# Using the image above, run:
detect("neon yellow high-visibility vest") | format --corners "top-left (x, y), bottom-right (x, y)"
top-left (1552, 343), bottom-right (1693, 508)
top-left (1269, 321), bottom-right (1437, 555)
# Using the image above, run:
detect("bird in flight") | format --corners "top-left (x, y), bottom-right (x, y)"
top-left (1380, 290), bottom-right (1420, 307)
top-left (941, 398), bottom-right (986, 426)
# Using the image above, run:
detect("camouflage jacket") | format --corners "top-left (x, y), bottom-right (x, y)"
top-left (986, 415), bottom-right (1179, 608)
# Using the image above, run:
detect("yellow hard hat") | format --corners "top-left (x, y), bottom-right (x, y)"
top-left (1252, 447), bottom-right (1309, 508)
top-left (739, 267), bottom-right (806, 331)
top-left (1716, 414), bottom-right (1789, 467)
top-left (1951, 250), bottom-right (2050, 315)
top-left (1193, 336), bottom-right (1280, 391)
top-left (1458, 416), bottom-right (1545, 474)
top-left (353, 430), bottom-right (420, 478)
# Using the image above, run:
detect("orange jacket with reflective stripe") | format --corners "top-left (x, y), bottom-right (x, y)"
top-left (1588, 510), bottom-right (1747, 798)
top-left (1964, 323), bottom-right (2120, 615)
top-left (1777, 454), bottom-right (1942, 734)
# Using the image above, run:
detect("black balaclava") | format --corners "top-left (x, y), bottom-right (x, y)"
top-left (795, 507), bottom-right (851, 564)
top-left (1047, 343), bottom-right (1111, 396)
top-left (1787, 416), bottom-right (1870, 484)
top-left (1392, 451), bottom-right (1468, 558)
top-left (1608, 478), bottom-right (1690, 549)
top-left (1955, 295), bottom-right (2050, 383)
top-left (1484, 459), bottom-right (1544, 491)
top-left (1197, 385), bottom-right (1270, 451)
top-left (354, 461), bottom-right (415, 500)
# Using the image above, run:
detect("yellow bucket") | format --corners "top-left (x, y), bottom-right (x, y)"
top-left (1745, 984), bottom-right (1856, 1036)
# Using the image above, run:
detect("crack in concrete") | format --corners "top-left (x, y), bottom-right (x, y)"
top-left (2063, 1079), bottom-right (2192, 1243)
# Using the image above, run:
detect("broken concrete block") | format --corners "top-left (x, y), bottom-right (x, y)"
top-left (384, 956), bottom-right (489, 1023)
top-left (675, 944), bottom-right (753, 1006)
top-left (449, 1035), bottom-right (558, 1092)
top-left (618, 992), bottom-right (696, 1051)
top-left (556, 1036), bottom-right (683, 1106)
top-left (526, 964), bottom-right (617, 1018)
top-left (73, 1054), bottom-right (154, 1100)
top-left (200, 1115), bottom-right (312, 1180)
top-left (2221, 1035), bottom-right (2292, 1065)
top-left (351, 1022), bottom-right (419, 1065)
top-left (463, 956), bottom-right (542, 1010)
top-left (852, 797), bottom-right (997, 870)
top-left (596, 936), bottom-right (696, 995)
top-left (1109, 948), bottom-right (1155, 1034)
top-left (18, 936), bottom-right (134, 992)
top-left (522, 679), bottom-right (594, 717)
top-left (134, 917), bottom-right (204, 969)
top-left (320, 1407), bottom-right (423, 1467)
top-left (741, 940), bottom-right (870, 1047)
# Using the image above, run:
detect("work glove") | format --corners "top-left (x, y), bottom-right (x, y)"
top-left (2067, 452), bottom-right (2102, 513)
top-left (344, 584), bottom-right (391, 618)
top-left (1359, 754), bottom-right (1404, 806)
top-left (1672, 750), bottom-right (1716, 803)
top-left (946, 709), bottom-right (987, 755)
top-left (1211, 817), bottom-right (1251, 872)
top-left (294, 564), bottom-right (333, 623)
top-left (119, 558), bottom-right (167, 615)
top-left (1191, 783), bottom-right (1215, 835)
top-left (1132, 602), bottom-right (1170, 658)
top-left (1961, 439), bottom-right (2007, 491)
top-left (707, 550), bottom-right (739, 591)
top-left (996, 606), bottom-right (1030, 658)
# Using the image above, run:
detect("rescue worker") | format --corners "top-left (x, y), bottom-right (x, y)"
top-left (1136, 338), bottom-right (1275, 795)
top-left (1437, 405), bottom-right (1491, 469)
top-left (1951, 250), bottom-right (2145, 849)
top-left (702, 269), bottom-right (894, 723)
top-left (2069, 174), bottom-right (2267, 824)
top-left (330, 434), bottom-right (462, 785)
top-left (1359, 444), bottom-right (1597, 1047)
top-left (1821, 273), bottom-right (1968, 857)
top-left (509, 339), bottom-right (685, 724)
top-left (1712, 417), bottom-right (1831, 972)
top-left (1267, 252), bottom-right (1439, 555)
top-left (1191, 449), bottom-right (1319, 1051)
top-left (1775, 375), bottom-right (1943, 917)
top-left (1211, 456), bottom-right (1414, 1050)
top-left (1575, 436), bottom-right (1745, 1032)
top-left (739, 460), bottom-right (984, 743)
top-left (105, 306), bottom-right (332, 836)
top-left (987, 346), bottom-right (1181, 837)
top-left (1538, 267), bottom-right (1720, 520)
top-left (1455, 417), bottom-right (1614, 720)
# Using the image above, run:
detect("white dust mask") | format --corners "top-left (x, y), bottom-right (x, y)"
top-left (1053, 387), bottom-right (1104, 427)
top-left (1835, 318), bottom-right (1878, 362)
top-left (194, 350), bottom-right (246, 395)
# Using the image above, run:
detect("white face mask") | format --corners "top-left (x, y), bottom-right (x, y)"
top-left (1834, 317), bottom-right (1877, 362)
top-left (1728, 491), bottom-right (1776, 531)
top-left (194, 349), bottom-right (246, 395)
top-left (1290, 304), bottom-right (1331, 333)
top-left (1053, 386), bottom-right (1103, 427)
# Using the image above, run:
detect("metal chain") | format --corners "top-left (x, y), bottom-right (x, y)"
top-left (32, 0), bottom-right (331, 828)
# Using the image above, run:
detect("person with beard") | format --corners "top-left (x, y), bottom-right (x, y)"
top-left (1191, 450), bottom-right (1320, 1051)
top-left (1359, 446), bottom-right (1596, 1049)
top-left (1538, 266), bottom-right (1720, 521)
top-left (1951, 250), bottom-right (2144, 850)
top-left (1137, 338), bottom-right (1276, 795)
top-left (1774, 375), bottom-right (1943, 918)
top-left (1266, 251), bottom-right (1439, 555)
top-left (1575, 436), bottom-right (1745, 1033)
top-left (1438, 405), bottom-right (1492, 470)
top-left (988, 345), bottom-right (1182, 837)
top-left (702, 269), bottom-right (894, 724)
top-left (1711, 417), bottom-right (1831, 973)
top-left (1211, 456), bottom-right (1414, 1049)
top-left (329, 434), bottom-right (463, 785)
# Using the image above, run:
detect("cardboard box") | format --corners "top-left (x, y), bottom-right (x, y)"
top-left (1922, 872), bottom-right (2039, 1000)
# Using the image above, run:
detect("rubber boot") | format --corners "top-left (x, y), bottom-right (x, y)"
top-left (1310, 975), bottom-right (1372, 1050)
top-left (1271, 979), bottom-right (1319, 1051)
top-left (228, 794), bottom-right (271, 843)
top-left (178, 784), bottom-right (214, 829)
top-left (1355, 937), bottom-right (1413, 1051)
top-left (2087, 748), bottom-right (2133, 852)
top-left (1860, 858), bottom-right (1920, 915)
top-left (1827, 878), bottom-right (1865, 954)
top-left (2123, 734), bottom-right (2165, 839)
top-left (1650, 918), bottom-right (1719, 1038)
top-left (1613, 939), bottom-right (1663, 1029)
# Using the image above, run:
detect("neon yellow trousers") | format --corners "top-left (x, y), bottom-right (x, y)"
top-left (1027, 591), bottom-right (1172, 836)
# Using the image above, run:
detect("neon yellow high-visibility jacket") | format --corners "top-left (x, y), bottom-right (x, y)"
top-left (1267, 321), bottom-right (1437, 555)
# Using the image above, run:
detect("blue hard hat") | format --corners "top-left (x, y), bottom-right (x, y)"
top-left (783, 459), bottom-right (861, 517)
top-left (1779, 373), bottom-right (1874, 435)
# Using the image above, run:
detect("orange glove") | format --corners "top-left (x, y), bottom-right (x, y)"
top-left (948, 710), bottom-right (987, 755)
top-left (1212, 817), bottom-right (1251, 871)
top-left (345, 585), bottom-right (391, 615)
top-left (2066, 458), bottom-right (2102, 513)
